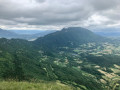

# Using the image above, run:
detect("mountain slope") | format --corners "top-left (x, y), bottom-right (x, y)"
top-left (0, 27), bottom-right (119, 90)
top-left (35, 27), bottom-right (106, 48)
top-left (0, 81), bottom-right (75, 90)
top-left (10, 30), bottom-right (56, 35)
top-left (0, 28), bottom-right (56, 40)
top-left (93, 28), bottom-right (120, 37)
top-left (0, 28), bottom-right (19, 39)
top-left (0, 37), bottom-right (104, 90)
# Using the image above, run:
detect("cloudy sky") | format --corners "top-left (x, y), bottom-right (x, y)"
top-left (0, 0), bottom-right (120, 30)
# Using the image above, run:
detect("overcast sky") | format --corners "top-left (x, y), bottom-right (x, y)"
top-left (0, 0), bottom-right (120, 30)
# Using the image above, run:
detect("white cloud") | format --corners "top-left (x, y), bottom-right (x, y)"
top-left (83, 14), bottom-right (110, 27)
top-left (0, 0), bottom-right (120, 30)
top-left (14, 17), bottom-right (36, 22)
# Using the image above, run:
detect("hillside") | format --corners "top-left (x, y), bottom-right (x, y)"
top-left (35, 27), bottom-right (107, 49)
top-left (0, 27), bottom-right (120, 90)
top-left (93, 28), bottom-right (120, 37)
top-left (10, 30), bottom-right (56, 35)
top-left (0, 28), bottom-right (56, 40)
top-left (0, 38), bottom-right (103, 90)
top-left (0, 81), bottom-right (75, 90)
top-left (0, 28), bottom-right (19, 39)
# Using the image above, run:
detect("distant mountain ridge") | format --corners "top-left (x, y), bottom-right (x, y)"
top-left (10, 30), bottom-right (57, 35)
top-left (93, 28), bottom-right (120, 37)
top-left (95, 31), bottom-right (120, 37)
top-left (0, 28), bottom-right (19, 38)
top-left (0, 28), bottom-right (56, 40)
top-left (35, 27), bottom-right (107, 48)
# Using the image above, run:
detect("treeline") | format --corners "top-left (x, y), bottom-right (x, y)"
top-left (86, 54), bottom-right (120, 67)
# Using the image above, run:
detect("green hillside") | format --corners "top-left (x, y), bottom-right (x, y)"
top-left (0, 81), bottom-right (75, 90)
top-left (35, 27), bottom-right (107, 49)
top-left (0, 27), bottom-right (120, 90)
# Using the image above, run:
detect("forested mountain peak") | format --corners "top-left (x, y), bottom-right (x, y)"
top-left (35, 27), bottom-right (106, 48)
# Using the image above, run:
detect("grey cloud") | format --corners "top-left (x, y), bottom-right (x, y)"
top-left (89, 0), bottom-right (120, 10)
top-left (0, 19), bottom-right (17, 25)
top-left (0, 0), bottom-right (120, 30)
top-left (35, 0), bottom-right (46, 3)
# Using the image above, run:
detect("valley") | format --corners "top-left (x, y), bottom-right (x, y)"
top-left (0, 27), bottom-right (120, 90)
top-left (0, 28), bottom-right (56, 41)
top-left (0, 0), bottom-right (120, 89)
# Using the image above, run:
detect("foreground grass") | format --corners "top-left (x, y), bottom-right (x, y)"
top-left (0, 81), bottom-right (76, 90)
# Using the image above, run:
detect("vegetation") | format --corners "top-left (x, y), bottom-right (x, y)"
top-left (0, 81), bottom-right (75, 90)
top-left (0, 27), bottom-right (120, 89)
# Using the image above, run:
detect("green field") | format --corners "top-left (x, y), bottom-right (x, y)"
top-left (0, 81), bottom-right (76, 90)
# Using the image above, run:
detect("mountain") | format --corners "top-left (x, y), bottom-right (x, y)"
top-left (0, 28), bottom-right (30, 40)
top-left (23, 30), bottom-right (57, 41)
top-left (35, 27), bottom-right (107, 48)
top-left (0, 28), bottom-right (56, 40)
top-left (0, 39), bottom-right (103, 90)
top-left (10, 30), bottom-right (56, 35)
top-left (0, 28), bottom-right (19, 39)
top-left (0, 27), bottom-right (120, 90)
top-left (93, 28), bottom-right (120, 37)
top-left (95, 31), bottom-right (120, 37)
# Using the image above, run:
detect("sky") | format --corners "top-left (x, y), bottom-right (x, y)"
top-left (0, 0), bottom-right (120, 30)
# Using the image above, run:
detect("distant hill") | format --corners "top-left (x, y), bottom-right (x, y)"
top-left (93, 28), bottom-right (120, 37)
top-left (10, 30), bottom-right (56, 35)
top-left (35, 27), bottom-right (107, 48)
top-left (25, 30), bottom-right (57, 41)
top-left (0, 28), bottom-right (56, 40)
top-left (95, 31), bottom-right (120, 37)
top-left (0, 28), bottom-right (19, 39)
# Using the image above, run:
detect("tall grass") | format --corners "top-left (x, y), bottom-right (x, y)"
top-left (0, 81), bottom-right (78, 90)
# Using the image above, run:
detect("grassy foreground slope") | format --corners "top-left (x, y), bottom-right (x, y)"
top-left (0, 81), bottom-right (77, 90)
